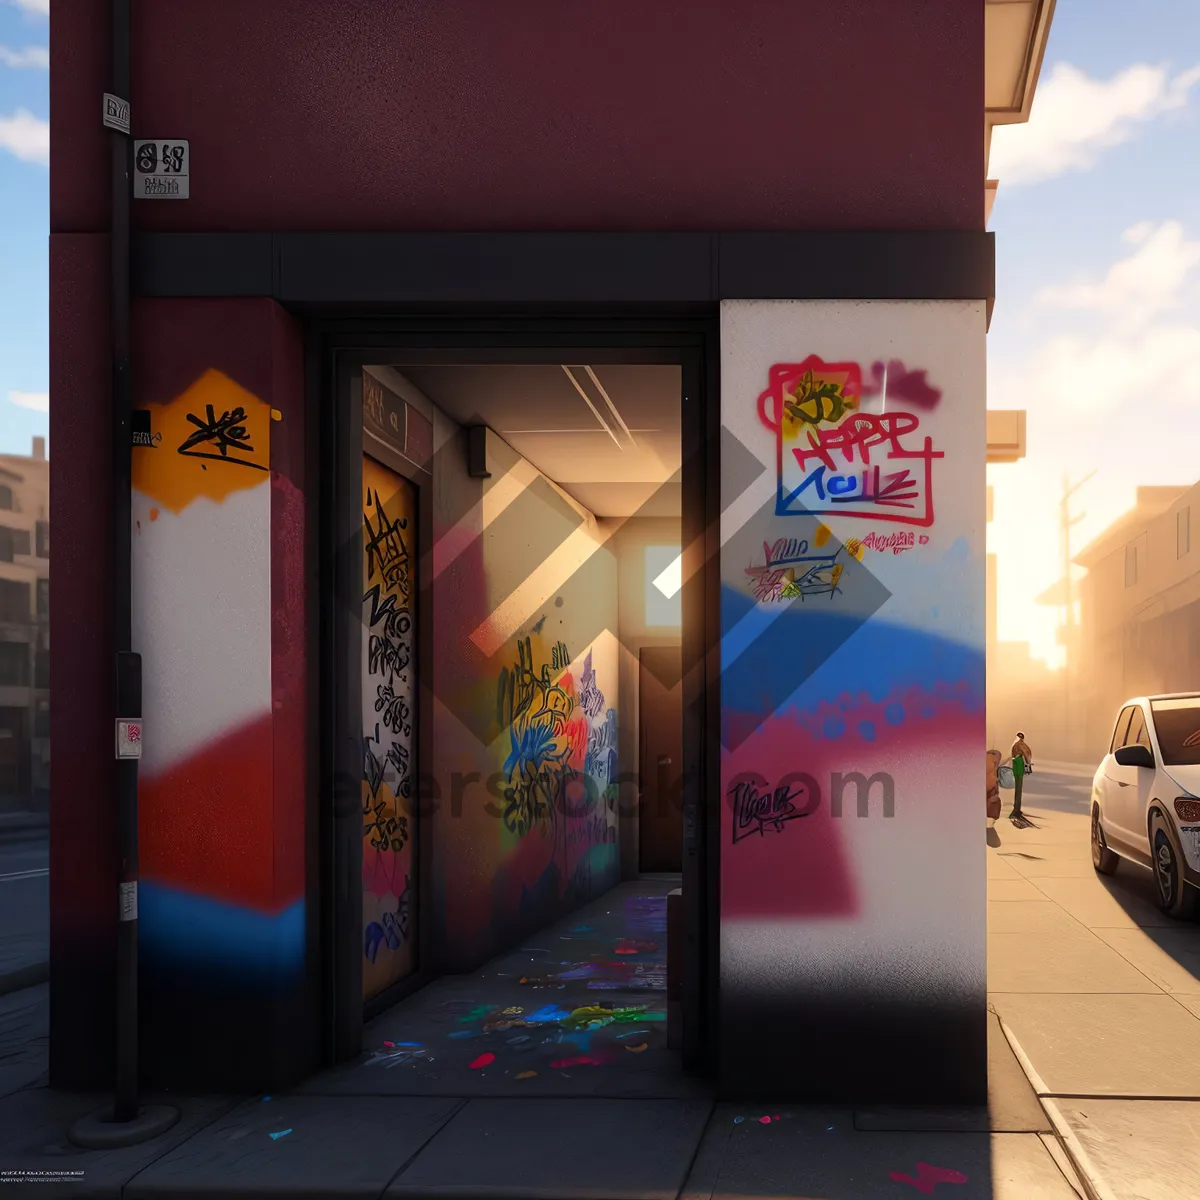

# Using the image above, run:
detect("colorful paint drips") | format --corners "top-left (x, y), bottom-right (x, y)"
top-left (469, 1052), bottom-right (496, 1069)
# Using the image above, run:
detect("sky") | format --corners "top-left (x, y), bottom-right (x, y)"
top-left (1, 0), bottom-right (1198, 669)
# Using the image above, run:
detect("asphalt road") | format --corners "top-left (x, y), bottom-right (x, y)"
top-left (0, 835), bottom-right (48, 988)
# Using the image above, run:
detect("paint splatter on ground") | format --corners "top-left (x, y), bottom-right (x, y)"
top-left (888, 1162), bottom-right (969, 1194)
top-left (356, 880), bottom-right (686, 1096)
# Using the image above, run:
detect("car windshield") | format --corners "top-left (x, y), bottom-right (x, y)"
top-left (1150, 699), bottom-right (1200, 766)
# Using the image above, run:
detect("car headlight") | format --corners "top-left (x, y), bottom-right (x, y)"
top-left (1173, 797), bottom-right (1200, 823)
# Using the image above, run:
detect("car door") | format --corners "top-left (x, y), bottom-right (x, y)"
top-left (1100, 705), bottom-right (1134, 827)
top-left (1109, 705), bottom-right (1152, 847)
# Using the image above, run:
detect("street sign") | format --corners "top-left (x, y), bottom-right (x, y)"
top-left (102, 93), bottom-right (130, 135)
top-left (133, 139), bottom-right (190, 199)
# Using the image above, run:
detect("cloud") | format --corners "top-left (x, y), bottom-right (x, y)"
top-left (994, 221), bottom-right (1200, 420)
top-left (9, 391), bottom-right (49, 413)
top-left (0, 108), bottom-right (49, 164)
top-left (1034, 221), bottom-right (1200, 334)
top-left (0, 44), bottom-right (49, 68)
top-left (989, 61), bottom-right (1200, 186)
top-left (6, 1), bottom-right (50, 16)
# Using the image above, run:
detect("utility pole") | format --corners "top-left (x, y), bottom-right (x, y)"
top-left (1060, 470), bottom-right (1096, 758)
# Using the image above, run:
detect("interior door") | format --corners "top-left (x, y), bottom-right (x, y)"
top-left (361, 455), bottom-right (420, 1001)
top-left (638, 646), bottom-right (683, 873)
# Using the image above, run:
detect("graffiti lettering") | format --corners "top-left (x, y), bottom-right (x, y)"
top-left (578, 650), bottom-right (605, 720)
top-left (361, 463), bottom-right (418, 987)
top-left (730, 776), bottom-right (812, 842)
top-left (759, 356), bottom-right (944, 527)
top-left (177, 403), bottom-right (268, 470)
top-left (846, 531), bottom-right (919, 557)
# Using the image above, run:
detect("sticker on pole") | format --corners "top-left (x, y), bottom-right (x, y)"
top-left (102, 93), bottom-right (130, 135)
top-left (119, 881), bottom-right (138, 923)
top-left (116, 720), bottom-right (143, 760)
top-left (134, 140), bottom-right (190, 199)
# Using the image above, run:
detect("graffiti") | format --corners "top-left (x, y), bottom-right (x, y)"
top-left (862, 359), bottom-right (943, 411)
top-left (375, 682), bottom-right (412, 739)
top-left (362, 459), bottom-right (418, 998)
top-left (364, 877), bottom-right (411, 963)
top-left (496, 636), bottom-right (585, 838)
top-left (845, 531), bottom-right (927, 557)
top-left (364, 786), bottom-right (409, 853)
top-left (177, 403), bottom-right (269, 471)
top-left (584, 708), bottom-right (618, 786)
top-left (578, 650), bottom-right (605, 719)
top-left (745, 536), bottom-right (846, 603)
top-left (730, 775), bottom-right (814, 843)
top-left (758, 356), bottom-right (944, 526)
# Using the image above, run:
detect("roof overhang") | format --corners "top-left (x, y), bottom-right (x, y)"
top-left (984, 0), bottom-right (1057, 219)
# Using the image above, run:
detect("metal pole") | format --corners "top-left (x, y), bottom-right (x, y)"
top-left (69, 0), bottom-right (176, 1149)
top-left (109, 0), bottom-right (140, 1125)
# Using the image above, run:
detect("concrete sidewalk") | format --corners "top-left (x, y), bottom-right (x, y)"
top-left (988, 800), bottom-right (1200, 1200)
top-left (0, 1029), bottom-right (1087, 1199)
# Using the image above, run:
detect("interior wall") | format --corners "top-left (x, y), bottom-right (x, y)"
top-left (383, 371), bottom-right (621, 974)
top-left (600, 516), bottom-right (683, 879)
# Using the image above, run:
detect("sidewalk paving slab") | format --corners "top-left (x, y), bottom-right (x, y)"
top-left (1050, 1098), bottom-right (1200, 1200)
top-left (1092, 927), bottom-right (1200, 995)
top-left (993, 989), bottom-right (1200, 1098)
top-left (126, 1094), bottom-right (462, 1200)
top-left (384, 1097), bottom-right (713, 1200)
top-left (0, 1088), bottom-right (237, 1200)
top-left (679, 1106), bottom-right (1081, 1199)
top-left (987, 900), bottom-right (1086, 936)
top-left (854, 1014), bottom-right (1050, 1134)
top-left (0, 982), bottom-right (47, 1098)
top-left (987, 928), bottom-right (1162, 994)
top-left (1031, 876), bottom-right (1175, 930)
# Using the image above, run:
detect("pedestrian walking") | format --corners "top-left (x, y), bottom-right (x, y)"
top-left (986, 749), bottom-right (1002, 827)
top-left (1010, 732), bottom-right (1033, 820)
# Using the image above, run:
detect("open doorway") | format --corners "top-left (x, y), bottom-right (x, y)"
top-left (319, 329), bottom-right (717, 1097)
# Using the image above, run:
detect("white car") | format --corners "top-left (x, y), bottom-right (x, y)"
top-left (1091, 693), bottom-right (1200, 919)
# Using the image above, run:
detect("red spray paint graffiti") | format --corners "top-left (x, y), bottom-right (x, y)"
top-left (757, 356), bottom-right (944, 526)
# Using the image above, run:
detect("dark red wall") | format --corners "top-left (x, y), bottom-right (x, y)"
top-left (53, 0), bottom-right (983, 236)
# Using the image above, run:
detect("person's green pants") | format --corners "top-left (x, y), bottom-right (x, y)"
top-left (1012, 757), bottom-right (1025, 814)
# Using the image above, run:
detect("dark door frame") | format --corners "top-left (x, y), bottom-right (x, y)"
top-left (308, 315), bottom-right (721, 1076)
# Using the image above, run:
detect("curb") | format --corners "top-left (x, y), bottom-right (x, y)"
top-left (996, 1015), bottom-right (1116, 1200)
top-left (0, 961), bottom-right (49, 998)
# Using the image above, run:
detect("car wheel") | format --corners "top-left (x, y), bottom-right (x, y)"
top-left (1150, 812), bottom-right (1200, 920)
top-left (1091, 804), bottom-right (1119, 875)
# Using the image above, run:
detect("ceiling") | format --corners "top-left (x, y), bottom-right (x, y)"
top-left (398, 363), bottom-right (682, 518)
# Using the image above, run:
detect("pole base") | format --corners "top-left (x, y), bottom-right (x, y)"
top-left (68, 1103), bottom-right (180, 1149)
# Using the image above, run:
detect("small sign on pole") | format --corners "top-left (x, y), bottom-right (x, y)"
top-left (133, 140), bottom-right (190, 200)
top-left (116, 720), bottom-right (143, 760)
top-left (102, 93), bottom-right (130, 135)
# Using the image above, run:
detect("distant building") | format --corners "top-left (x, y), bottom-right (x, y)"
top-left (1042, 484), bottom-right (1199, 757)
top-left (0, 436), bottom-right (49, 805)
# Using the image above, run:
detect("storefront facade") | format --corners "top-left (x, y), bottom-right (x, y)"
top-left (49, 1), bottom-right (1053, 1102)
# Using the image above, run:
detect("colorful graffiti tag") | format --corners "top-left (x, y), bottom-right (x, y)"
top-left (362, 455), bottom-right (419, 999)
top-left (758, 356), bottom-right (944, 526)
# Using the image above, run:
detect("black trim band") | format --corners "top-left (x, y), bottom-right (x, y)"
top-left (133, 231), bottom-right (995, 307)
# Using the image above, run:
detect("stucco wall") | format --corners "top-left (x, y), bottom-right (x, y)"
top-left (718, 299), bottom-right (987, 1102)
top-left (51, 1), bottom-right (983, 236)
